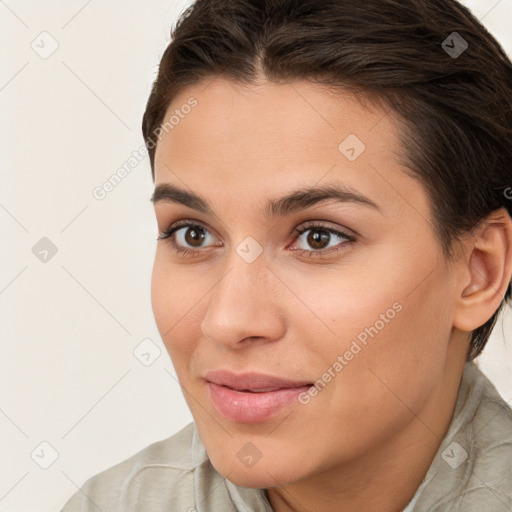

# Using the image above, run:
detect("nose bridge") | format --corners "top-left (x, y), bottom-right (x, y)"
top-left (200, 246), bottom-right (285, 347)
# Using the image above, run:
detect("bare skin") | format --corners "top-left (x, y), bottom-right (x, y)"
top-left (150, 77), bottom-right (512, 512)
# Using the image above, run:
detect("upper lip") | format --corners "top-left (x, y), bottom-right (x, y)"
top-left (205, 370), bottom-right (313, 391)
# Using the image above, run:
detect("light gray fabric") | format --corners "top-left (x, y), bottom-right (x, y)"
top-left (60, 361), bottom-right (512, 511)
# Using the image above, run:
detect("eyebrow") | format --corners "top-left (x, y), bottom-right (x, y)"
top-left (150, 183), bottom-right (380, 217)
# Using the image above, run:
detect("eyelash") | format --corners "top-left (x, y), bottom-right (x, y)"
top-left (156, 220), bottom-right (356, 258)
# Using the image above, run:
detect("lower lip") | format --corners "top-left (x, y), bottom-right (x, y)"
top-left (207, 382), bottom-right (312, 423)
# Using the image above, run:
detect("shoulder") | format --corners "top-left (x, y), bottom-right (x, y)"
top-left (416, 362), bottom-right (512, 511)
top-left (457, 363), bottom-right (512, 510)
top-left (60, 422), bottom-right (207, 511)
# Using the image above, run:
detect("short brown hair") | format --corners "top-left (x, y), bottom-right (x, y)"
top-left (142, 0), bottom-right (512, 360)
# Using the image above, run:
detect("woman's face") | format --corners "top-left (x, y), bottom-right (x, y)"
top-left (151, 77), bottom-right (468, 488)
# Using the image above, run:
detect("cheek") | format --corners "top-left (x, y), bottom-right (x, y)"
top-left (280, 258), bottom-right (407, 351)
top-left (285, 246), bottom-right (453, 395)
top-left (151, 253), bottom-right (174, 338)
top-left (271, 263), bottom-right (452, 460)
top-left (150, 252), bottom-right (201, 361)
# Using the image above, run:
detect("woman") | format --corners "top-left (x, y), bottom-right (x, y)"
top-left (61, 0), bottom-right (512, 510)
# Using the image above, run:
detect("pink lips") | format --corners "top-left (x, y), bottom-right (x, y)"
top-left (205, 370), bottom-right (313, 423)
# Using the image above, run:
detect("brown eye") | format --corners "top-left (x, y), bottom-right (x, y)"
top-left (306, 229), bottom-right (331, 250)
top-left (183, 226), bottom-right (207, 247)
top-left (292, 223), bottom-right (356, 257)
top-left (157, 221), bottom-right (219, 256)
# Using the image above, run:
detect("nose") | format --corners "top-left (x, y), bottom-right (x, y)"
top-left (200, 251), bottom-right (286, 349)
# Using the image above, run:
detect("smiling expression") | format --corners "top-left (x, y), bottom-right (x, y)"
top-left (150, 76), bottom-right (469, 489)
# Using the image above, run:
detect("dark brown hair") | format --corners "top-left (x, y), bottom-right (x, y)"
top-left (142, 0), bottom-right (512, 360)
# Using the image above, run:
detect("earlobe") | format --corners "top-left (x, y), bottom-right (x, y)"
top-left (453, 208), bottom-right (512, 332)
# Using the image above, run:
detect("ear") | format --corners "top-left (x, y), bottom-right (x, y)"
top-left (453, 208), bottom-right (512, 332)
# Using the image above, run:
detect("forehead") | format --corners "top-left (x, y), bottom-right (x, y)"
top-left (155, 77), bottom-right (400, 169)
top-left (152, 77), bottom-right (426, 220)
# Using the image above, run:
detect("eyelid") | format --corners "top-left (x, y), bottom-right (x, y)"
top-left (157, 218), bottom-right (356, 257)
top-left (288, 223), bottom-right (355, 256)
top-left (292, 219), bottom-right (357, 238)
top-left (157, 219), bottom-right (217, 240)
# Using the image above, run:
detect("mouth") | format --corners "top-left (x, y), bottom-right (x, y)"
top-left (227, 387), bottom-right (287, 392)
top-left (204, 369), bottom-right (313, 391)
top-left (203, 369), bottom-right (314, 423)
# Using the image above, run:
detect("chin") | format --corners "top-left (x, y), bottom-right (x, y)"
top-left (225, 472), bottom-right (271, 488)
top-left (209, 452), bottom-right (301, 489)
top-left (220, 465), bottom-right (286, 489)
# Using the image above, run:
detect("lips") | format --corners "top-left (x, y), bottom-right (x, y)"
top-left (204, 370), bottom-right (314, 423)
top-left (204, 370), bottom-right (312, 391)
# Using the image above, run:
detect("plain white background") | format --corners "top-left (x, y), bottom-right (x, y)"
top-left (0, 1), bottom-right (511, 510)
